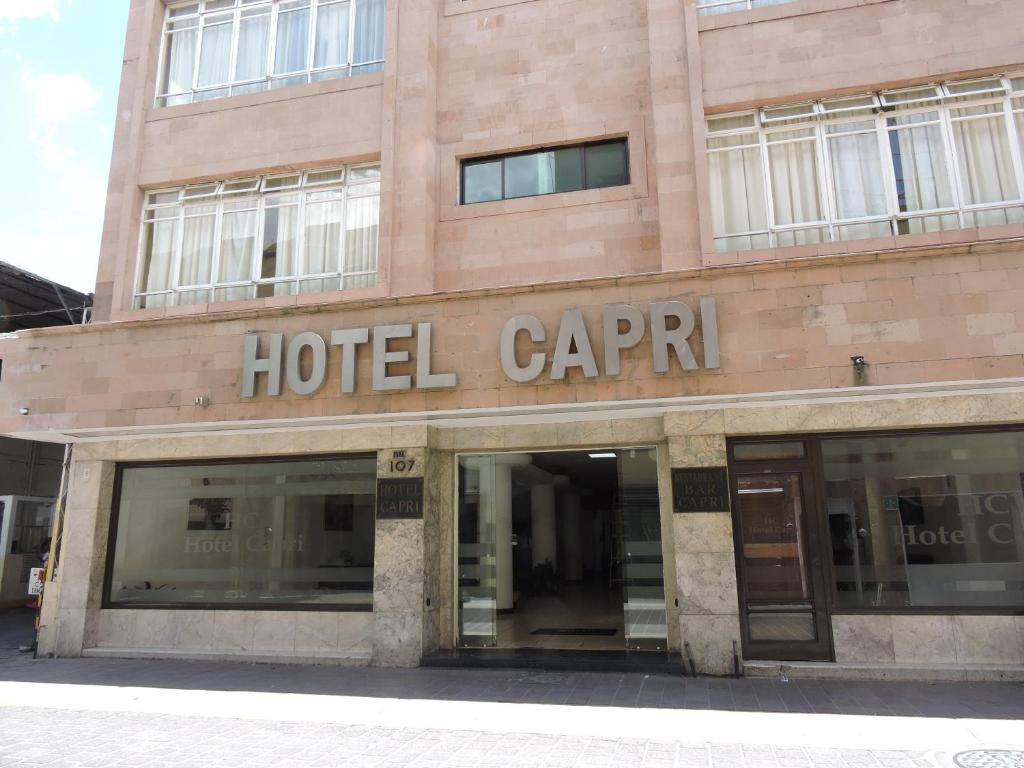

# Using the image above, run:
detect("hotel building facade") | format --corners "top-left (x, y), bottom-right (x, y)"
top-left (2, 0), bottom-right (1023, 676)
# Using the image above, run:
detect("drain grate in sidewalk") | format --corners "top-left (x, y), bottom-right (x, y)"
top-left (954, 751), bottom-right (1024, 768)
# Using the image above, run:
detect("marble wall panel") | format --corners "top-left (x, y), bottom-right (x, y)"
top-left (832, 615), bottom-right (895, 663)
top-left (673, 513), bottom-right (734, 555)
top-left (891, 615), bottom-right (957, 665)
top-left (668, 435), bottom-right (727, 469)
top-left (679, 614), bottom-right (742, 677)
top-left (372, 611), bottom-right (422, 667)
top-left (953, 616), bottom-right (1024, 664)
top-left (675, 552), bottom-right (740, 616)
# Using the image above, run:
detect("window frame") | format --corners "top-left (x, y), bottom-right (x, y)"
top-left (133, 163), bottom-right (380, 309)
top-left (728, 426), bottom-right (1024, 617)
top-left (705, 74), bottom-right (1024, 253)
top-left (695, 0), bottom-right (799, 17)
top-left (155, 0), bottom-right (384, 108)
top-left (102, 453), bottom-right (378, 612)
top-left (459, 138), bottom-right (631, 205)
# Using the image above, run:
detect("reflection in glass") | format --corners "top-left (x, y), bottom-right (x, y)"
top-left (108, 457), bottom-right (377, 607)
top-left (823, 431), bottom-right (1024, 608)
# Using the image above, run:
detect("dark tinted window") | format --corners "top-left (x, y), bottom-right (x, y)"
top-left (461, 139), bottom-right (628, 204)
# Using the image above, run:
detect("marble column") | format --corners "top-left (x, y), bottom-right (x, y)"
top-left (531, 483), bottom-right (557, 570)
top-left (37, 458), bottom-right (117, 658)
top-left (666, 431), bottom-right (742, 676)
top-left (372, 443), bottom-right (430, 668)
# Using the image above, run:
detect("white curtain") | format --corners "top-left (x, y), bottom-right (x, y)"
top-left (709, 146), bottom-right (768, 247)
top-left (180, 213), bottom-right (216, 286)
top-left (890, 122), bottom-right (955, 213)
top-left (828, 132), bottom-right (887, 220)
top-left (261, 204), bottom-right (298, 295)
top-left (315, 1), bottom-right (350, 69)
top-left (343, 193), bottom-right (378, 288)
top-left (197, 22), bottom-right (233, 87)
top-left (163, 29), bottom-right (197, 96)
top-left (235, 14), bottom-right (270, 81)
top-left (768, 138), bottom-right (822, 225)
top-left (141, 219), bottom-right (178, 305)
top-left (303, 198), bottom-right (343, 275)
top-left (352, 0), bottom-right (385, 66)
top-left (768, 137), bottom-right (825, 246)
top-left (954, 114), bottom-right (1018, 206)
top-left (274, 8), bottom-right (310, 74)
top-left (218, 209), bottom-right (257, 301)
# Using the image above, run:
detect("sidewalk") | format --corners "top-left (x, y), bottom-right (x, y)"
top-left (0, 610), bottom-right (1022, 767)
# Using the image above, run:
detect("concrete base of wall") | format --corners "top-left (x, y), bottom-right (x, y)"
top-left (744, 660), bottom-right (1024, 683)
top-left (82, 647), bottom-right (372, 666)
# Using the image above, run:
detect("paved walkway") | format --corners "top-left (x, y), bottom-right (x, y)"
top-left (1, 610), bottom-right (1022, 767)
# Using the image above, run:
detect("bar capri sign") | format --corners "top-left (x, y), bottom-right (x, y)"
top-left (241, 297), bottom-right (720, 397)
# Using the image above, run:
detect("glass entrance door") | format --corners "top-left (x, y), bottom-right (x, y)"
top-left (733, 468), bottom-right (832, 661)
top-left (455, 449), bottom-right (667, 652)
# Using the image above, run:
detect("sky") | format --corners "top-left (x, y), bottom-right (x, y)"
top-left (0, 0), bottom-right (129, 293)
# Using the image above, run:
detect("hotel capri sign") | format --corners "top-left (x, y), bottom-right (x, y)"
top-left (241, 298), bottom-right (720, 397)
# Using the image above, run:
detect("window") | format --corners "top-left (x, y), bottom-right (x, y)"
top-left (706, 75), bottom-right (1024, 252)
top-left (136, 165), bottom-right (379, 309)
top-left (822, 430), bottom-right (1024, 610)
top-left (157, 0), bottom-right (386, 107)
top-left (696, 0), bottom-right (797, 16)
top-left (106, 456), bottom-right (377, 608)
top-left (461, 139), bottom-right (629, 205)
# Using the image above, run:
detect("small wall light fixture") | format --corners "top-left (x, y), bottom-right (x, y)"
top-left (18, 407), bottom-right (29, 415)
top-left (851, 355), bottom-right (868, 385)
top-left (194, 396), bottom-right (211, 407)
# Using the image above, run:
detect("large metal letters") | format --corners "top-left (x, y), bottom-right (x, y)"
top-left (242, 297), bottom-right (719, 397)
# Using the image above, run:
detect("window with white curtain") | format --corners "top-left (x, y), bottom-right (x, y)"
top-left (706, 75), bottom-right (1024, 253)
top-left (157, 0), bottom-right (386, 107)
top-left (136, 165), bottom-right (380, 309)
top-left (696, 0), bottom-right (796, 17)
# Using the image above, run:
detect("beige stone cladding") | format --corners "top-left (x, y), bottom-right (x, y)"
top-left (3, 245), bottom-right (1024, 437)
top-left (36, 390), bottom-right (1024, 669)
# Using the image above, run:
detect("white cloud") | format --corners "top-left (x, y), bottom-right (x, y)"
top-left (8, 232), bottom-right (101, 294)
top-left (0, 0), bottom-right (61, 21)
top-left (8, 67), bottom-right (109, 292)
top-left (23, 72), bottom-right (100, 135)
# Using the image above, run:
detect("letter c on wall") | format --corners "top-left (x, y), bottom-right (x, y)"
top-left (500, 315), bottom-right (546, 383)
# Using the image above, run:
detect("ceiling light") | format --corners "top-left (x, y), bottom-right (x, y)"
top-left (588, 452), bottom-right (616, 459)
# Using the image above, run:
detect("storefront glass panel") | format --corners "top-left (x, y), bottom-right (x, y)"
top-left (822, 431), bottom-right (1024, 609)
top-left (107, 456), bottom-right (377, 608)
top-left (456, 449), bottom-right (667, 651)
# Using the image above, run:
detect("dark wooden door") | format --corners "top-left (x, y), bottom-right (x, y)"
top-left (732, 466), bottom-right (832, 661)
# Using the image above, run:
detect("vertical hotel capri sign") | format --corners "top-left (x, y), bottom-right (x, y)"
top-left (240, 298), bottom-right (719, 397)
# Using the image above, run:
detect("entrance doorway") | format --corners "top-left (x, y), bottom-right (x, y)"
top-left (456, 448), bottom-right (667, 652)
top-left (729, 444), bottom-right (833, 661)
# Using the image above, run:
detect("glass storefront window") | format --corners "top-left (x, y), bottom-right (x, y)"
top-left (107, 456), bottom-right (376, 608)
top-left (822, 431), bottom-right (1024, 609)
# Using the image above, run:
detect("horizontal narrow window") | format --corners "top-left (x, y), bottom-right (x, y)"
top-left (107, 456), bottom-right (377, 609)
top-left (157, 0), bottom-right (386, 108)
top-left (136, 164), bottom-right (379, 309)
top-left (460, 139), bottom-right (629, 205)
top-left (706, 73), bottom-right (1024, 253)
top-left (696, 0), bottom-right (798, 17)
